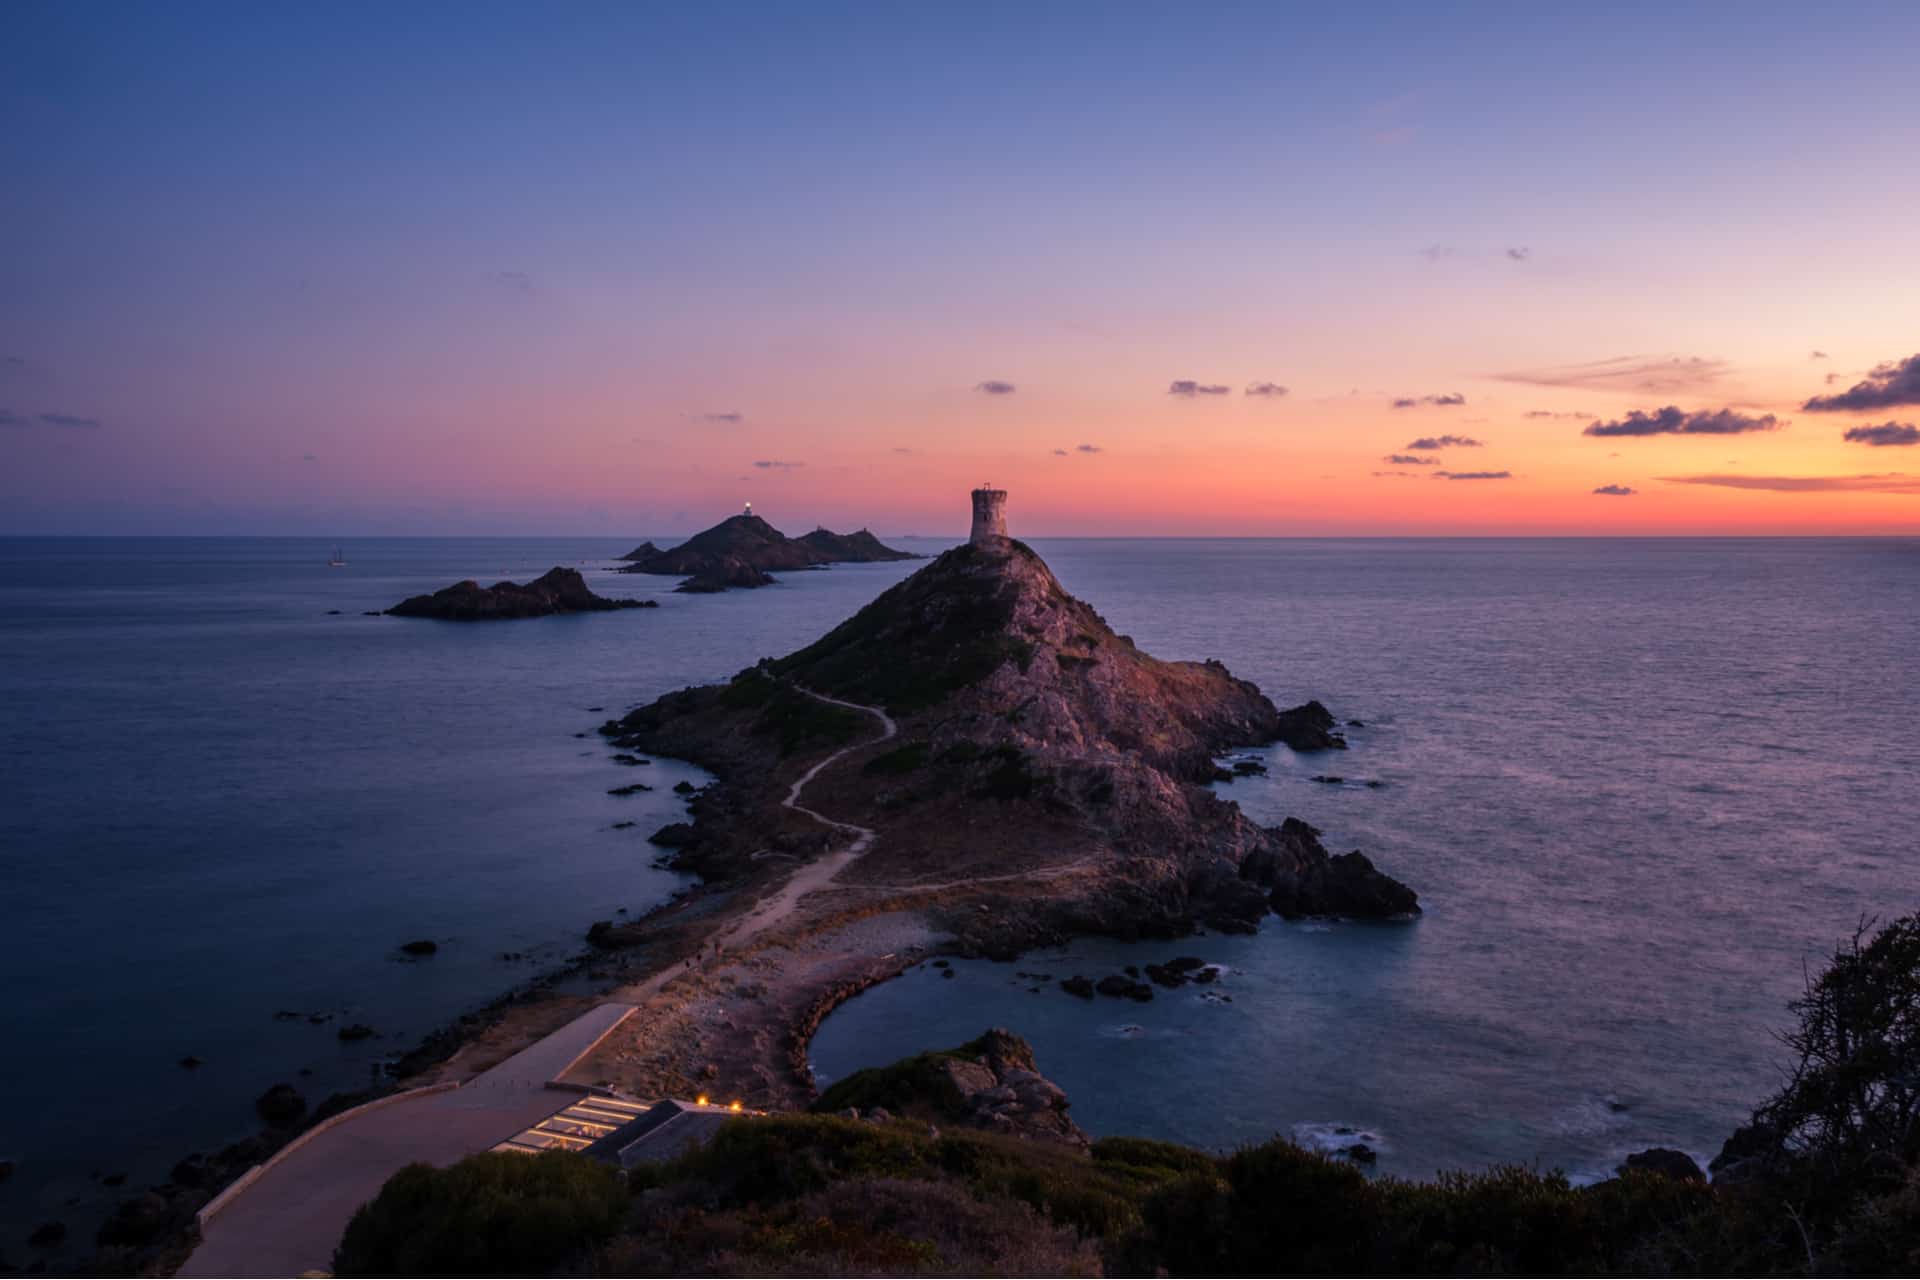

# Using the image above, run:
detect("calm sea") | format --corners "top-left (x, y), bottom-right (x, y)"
top-left (3, 536), bottom-right (1917, 1254)
top-left (811, 538), bottom-right (1920, 1180)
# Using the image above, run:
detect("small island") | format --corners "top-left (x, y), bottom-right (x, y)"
top-left (619, 506), bottom-right (920, 592)
top-left (385, 567), bottom-right (658, 621)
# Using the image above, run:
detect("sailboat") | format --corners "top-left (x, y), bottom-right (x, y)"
top-left (327, 546), bottom-right (347, 567)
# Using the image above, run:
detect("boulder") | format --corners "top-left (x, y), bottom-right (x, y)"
top-left (1269, 851), bottom-right (1420, 920)
top-left (96, 1192), bottom-right (172, 1248)
top-left (649, 822), bottom-right (696, 848)
top-left (168, 1155), bottom-right (210, 1187)
top-left (397, 939), bottom-right (437, 957)
top-left (255, 1083), bottom-right (308, 1129)
top-left (1059, 975), bottom-right (1095, 999)
top-left (1275, 699), bottom-right (1348, 751)
top-left (1095, 975), bottom-right (1154, 1002)
top-left (1620, 1148), bottom-right (1706, 1183)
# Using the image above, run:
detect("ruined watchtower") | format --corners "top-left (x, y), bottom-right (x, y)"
top-left (970, 485), bottom-right (1009, 546)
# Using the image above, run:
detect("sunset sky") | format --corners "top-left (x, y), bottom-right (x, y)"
top-left (4, 1), bottom-right (1919, 536)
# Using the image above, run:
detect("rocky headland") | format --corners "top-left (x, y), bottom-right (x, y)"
top-left (619, 511), bottom-right (920, 591)
top-left (386, 567), bottom-right (656, 621)
top-left (608, 531), bottom-right (1416, 941)
top-left (561, 493), bottom-right (1416, 1114)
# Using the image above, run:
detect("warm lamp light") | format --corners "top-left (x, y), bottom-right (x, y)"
top-left (696, 1094), bottom-right (709, 1106)
top-left (729, 1100), bottom-right (743, 1113)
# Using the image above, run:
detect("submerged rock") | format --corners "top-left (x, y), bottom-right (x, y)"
top-left (1059, 975), bottom-right (1095, 999)
top-left (387, 567), bottom-right (656, 621)
top-left (397, 939), bottom-right (437, 957)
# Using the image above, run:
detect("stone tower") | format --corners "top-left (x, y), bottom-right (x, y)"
top-left (970, 485), bottom-right (1009, 546)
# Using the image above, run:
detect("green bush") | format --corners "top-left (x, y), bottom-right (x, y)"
top-left (862, 741), bottom-right (930, 776)
top-left (1119, 1140), bottom-right (1714, 1276)
top-left (664, 1115), bottom-right (937, 1205)
top-left (333, 1151), bottom-right (626, 1277)
top-left (748, 682), bottom-right (867, 755)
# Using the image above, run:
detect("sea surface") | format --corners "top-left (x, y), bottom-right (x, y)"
top-left (4, 537), bottom-right (1918, 1255)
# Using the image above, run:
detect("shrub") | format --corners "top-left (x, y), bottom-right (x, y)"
top-left (333, 1151), bottom-right (626, 1277)
top-left (748, 682), bottom-right (867, 755)
top-left (1119, 1140), bottom-right (1713, 1276)
top-left (862, 741), bottom-right (930, 776)
top-left (1759, 915), bottom-right (1920, 1170)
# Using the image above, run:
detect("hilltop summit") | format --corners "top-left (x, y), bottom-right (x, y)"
top-left (609, 489), bottom-right (1415, 939)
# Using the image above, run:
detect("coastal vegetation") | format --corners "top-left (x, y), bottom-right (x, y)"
top-left (330, 915), bottom-right (1920, 1274)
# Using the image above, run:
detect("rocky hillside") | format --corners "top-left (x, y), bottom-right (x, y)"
top-left (813, 1028), bottom-right (1088, 1147)
top-left (608, 536), bottom-right (1415, 936)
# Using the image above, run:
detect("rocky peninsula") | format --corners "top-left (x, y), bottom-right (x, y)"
top-left (561, 488), bottom-right (1416, 1113)
top-left (619, 508), bottom-right (920, 592)
top-left (386, 567), bottom-right (655, 621)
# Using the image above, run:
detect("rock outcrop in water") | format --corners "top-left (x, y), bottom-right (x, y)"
top-left (619, 512), bottom-right (919, 591)
top-left (386, 568), bottom-right (655, 621)
top-left (1241, 818), bottom-right (1420, 919)
top-left (812, 1028), bottom-right (1088, 1147)
top-left (673, 557), bottom-right (777, 594)
top-left (605, 526), bottom-right (1415, 939)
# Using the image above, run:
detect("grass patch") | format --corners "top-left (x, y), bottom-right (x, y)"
top-left (862, 741), bottom-right (930, 776)
top-left (748, 682), bottom-right (867, 756)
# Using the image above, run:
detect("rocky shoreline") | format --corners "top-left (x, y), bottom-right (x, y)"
top-left (89, 502), bottom-right (1422, 1274)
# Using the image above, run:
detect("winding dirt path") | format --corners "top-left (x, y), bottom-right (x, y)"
top-left (712, 689), bottom-right (896, 952)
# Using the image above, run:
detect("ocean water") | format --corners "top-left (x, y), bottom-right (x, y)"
top-left (811, 537), bottom-right (1920, 1182)
top-left (0, 536), bottom-right (932, 1258)
top-left (3, 538), bottom-right (1917, 1256)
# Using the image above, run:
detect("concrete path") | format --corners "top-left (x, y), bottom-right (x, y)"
top-left (179, 1002), bottom-right (635, 1278)
top-left (182, 690), bottom-right (896, 1275)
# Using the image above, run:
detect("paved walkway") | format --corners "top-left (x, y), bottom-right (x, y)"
top-left (179, 1002), bottom-right (635, 1278)
top-left (182, 689), bottom-right (897, 1275)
